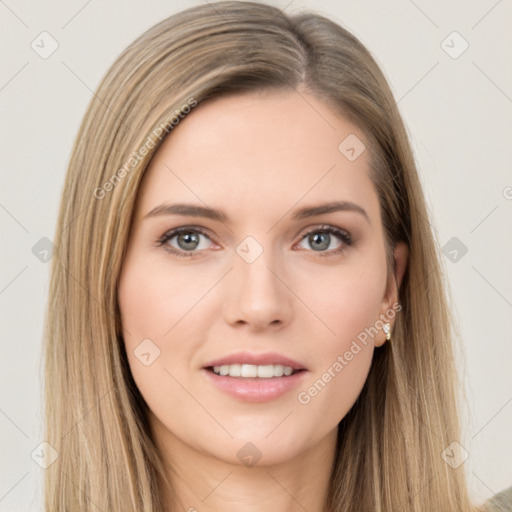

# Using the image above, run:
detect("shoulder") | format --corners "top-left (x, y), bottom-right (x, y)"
top-left (483, 484), bottom-right (512, 512)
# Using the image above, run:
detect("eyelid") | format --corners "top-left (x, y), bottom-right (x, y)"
top-left (298, 223), bottom-right (352, 243)
top-left (293, 224), bottom-right (352, 257)
top-left (156, 225), bottom-right (219, 257)
top-left (157, 223), bottom-right (353, 257)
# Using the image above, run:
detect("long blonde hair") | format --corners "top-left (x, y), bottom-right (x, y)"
top-left (43, 1), bottom-right (480, 510)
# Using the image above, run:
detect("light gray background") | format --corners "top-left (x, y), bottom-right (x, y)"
top-left (1, 0), bottom-right (511, 510)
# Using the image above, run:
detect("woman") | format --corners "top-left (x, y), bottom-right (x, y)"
top-left (43, 1), bottom-right (500, 510)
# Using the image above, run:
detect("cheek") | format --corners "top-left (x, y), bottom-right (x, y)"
top-left (301, 255), bottom-right (387, 349)
top-left (117, 255), bottom-right (235, 421)
top-left (117, 258), bottom-right (207, 392)
top-left (118, 256), bottom-right (218, 345)
top-left (292, 257), bottom-right (386, 421)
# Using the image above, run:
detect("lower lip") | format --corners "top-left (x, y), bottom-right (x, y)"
top-left (201, 368), bottom-right (308, 403)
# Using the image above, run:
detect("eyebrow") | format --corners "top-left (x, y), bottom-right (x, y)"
top-left (144, 200), bottom-right (370, 224)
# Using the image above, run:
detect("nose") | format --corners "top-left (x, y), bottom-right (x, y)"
top-left (222, 245), bottom-right (293, 332)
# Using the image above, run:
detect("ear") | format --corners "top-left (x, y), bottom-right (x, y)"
top-left (375, 241), bottom-right (409, 347)
top-left (394, 241), bottom-right (408, 290)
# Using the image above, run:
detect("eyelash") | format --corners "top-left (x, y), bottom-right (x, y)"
top-left (156, 224), bottom-right (353, 259)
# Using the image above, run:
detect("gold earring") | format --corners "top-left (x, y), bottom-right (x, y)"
top-left (383, 323), bottom-right (391, 341)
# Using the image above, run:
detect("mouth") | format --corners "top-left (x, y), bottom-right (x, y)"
top-left (201, 352), bottom-right (308, 402)
top-left (206, 363), bottom-right (304, 378)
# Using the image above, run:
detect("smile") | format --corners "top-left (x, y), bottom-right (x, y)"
top-left (210, 363), bottom-right (296, 378)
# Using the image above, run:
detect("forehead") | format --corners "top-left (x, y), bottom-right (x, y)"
top-left (135, 90), bottom-right (380, 227)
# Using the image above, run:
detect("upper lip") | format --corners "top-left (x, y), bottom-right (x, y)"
top-left (203, 351), bottom-right (307, 370)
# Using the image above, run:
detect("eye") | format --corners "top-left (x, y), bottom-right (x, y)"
top-left (295, 225), bottom-right (352, 256)
top-left (157, 224), bottom-right (352, 258)
top-left (157, 226), bottom-right (216, 257)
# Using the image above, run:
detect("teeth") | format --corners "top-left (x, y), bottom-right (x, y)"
top-left (211, 364), bottom-right (296, 378)
top-left (242, 364), bottom-right (258, 377)
top-left (257, 365), bottom-right (273, 378)
top-left (274, 364), bottom-right (284, 377)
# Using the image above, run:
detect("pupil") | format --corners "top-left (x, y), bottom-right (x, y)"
top-left (178, 232), bottom-right (199, 250)
top-left (310, 233), bottom-right (329, 251)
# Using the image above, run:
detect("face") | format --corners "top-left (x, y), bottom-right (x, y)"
top-left (118, 89), bottom-right (404, 467)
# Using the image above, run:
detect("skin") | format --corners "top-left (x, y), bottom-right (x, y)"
top-left (118, 87), bottom-right (408, 512)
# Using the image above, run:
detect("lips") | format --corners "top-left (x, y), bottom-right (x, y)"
top-left (201, 351), bottom-right (308, 402)
top-left (203, 351), bottom-right (306, 371)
